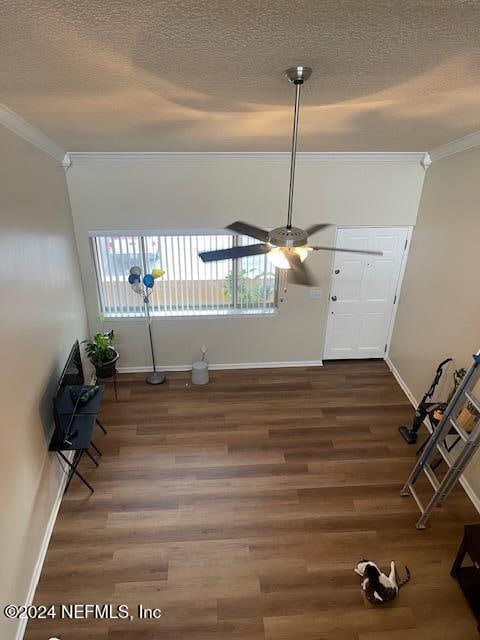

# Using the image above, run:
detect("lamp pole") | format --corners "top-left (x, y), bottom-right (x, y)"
top-left (144, 295), bottom-right (165, 385)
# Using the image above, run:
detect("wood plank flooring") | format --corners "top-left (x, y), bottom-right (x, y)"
top-left (26, 361), bottom-right (479, 639)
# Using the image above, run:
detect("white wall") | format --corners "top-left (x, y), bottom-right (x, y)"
top-left (66, 156), bottom-right (425, 368)
top-left (389, 144), bottom-right (480, 502)
top-left (0, 127), bottom-right (88, 640)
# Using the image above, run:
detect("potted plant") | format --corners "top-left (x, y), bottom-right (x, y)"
top-left (83, 331), bottom-right (119, 379)
top-left (445, 367), bottom-right (479, 432)
top-left (447, 368), bottom-right (467, 403)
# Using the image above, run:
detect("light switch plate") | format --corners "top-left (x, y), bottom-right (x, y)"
top-left (309, 289), bottom-right (322, 300)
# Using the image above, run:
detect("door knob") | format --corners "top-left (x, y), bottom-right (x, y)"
top-left (334, 269), bottom-right (340, 274)
top-left (331, 295), bottom-right (337, 301)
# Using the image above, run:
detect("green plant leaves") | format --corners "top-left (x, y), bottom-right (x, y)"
top-left (82, 332), bottom-right (116, 364)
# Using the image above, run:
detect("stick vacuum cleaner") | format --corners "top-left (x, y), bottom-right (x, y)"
top-left (399, 357), bottom-right (452, 444)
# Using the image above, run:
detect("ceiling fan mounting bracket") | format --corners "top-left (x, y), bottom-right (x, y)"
top-left (285, 66), bottom-right (312, 84)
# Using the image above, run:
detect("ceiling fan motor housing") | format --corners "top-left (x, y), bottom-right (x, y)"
top-left (269, 226), bottom-right (308, 248)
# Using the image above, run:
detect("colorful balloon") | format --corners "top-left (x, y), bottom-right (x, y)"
top-left (143, 274), bottom-right (154, 288)
top-left (152, 268), bottom-right (165, 279)
top-left (129, 266), bottom-right (142, 276)
top-left (128, 273), bottom-right (140, 284)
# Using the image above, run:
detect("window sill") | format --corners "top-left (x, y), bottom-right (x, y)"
top-left (102, 309), bottom-right (278, 320)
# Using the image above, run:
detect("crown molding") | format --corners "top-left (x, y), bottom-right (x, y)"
top-left (61, 153), bottom-right (72, 169)
top-left (1, 97), bottom-right (478, 167)
top-left (67, 151), bottom-right (426, 164)
top-left (429, 130), bottom-right (480, 162)
top-left (0, 102), bottom-right (67, 164)
top-left (421, 152), bottom-right (432, 170)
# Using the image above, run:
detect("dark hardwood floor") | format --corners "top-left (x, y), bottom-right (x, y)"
top-left (26, 362), bottom-right (479, 639)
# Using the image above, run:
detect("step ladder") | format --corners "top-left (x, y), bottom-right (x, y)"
top-left (401, 352), bottom-right (480, 529)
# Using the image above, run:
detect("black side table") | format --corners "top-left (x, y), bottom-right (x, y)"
top-left (451, 524), bottom-right (480, 633)
top-left (51, 385), bottom-right (107, 493)
top-left (95, 370), bottom-right (119, 402)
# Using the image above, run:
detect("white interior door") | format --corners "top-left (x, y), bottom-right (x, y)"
top-left (323, 227), bottom-right (409, 359)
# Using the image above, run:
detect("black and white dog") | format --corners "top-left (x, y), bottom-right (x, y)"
top-left (354, 559), bottom-right (411, 605)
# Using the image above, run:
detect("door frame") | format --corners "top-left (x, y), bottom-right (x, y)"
top-left (322, 225), bottom-right (413, 361)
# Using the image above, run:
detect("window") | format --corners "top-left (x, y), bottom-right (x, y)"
top-left (90, 231), bottom-right (277, 317)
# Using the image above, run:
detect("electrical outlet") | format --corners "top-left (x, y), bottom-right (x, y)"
top-left (309, 289), bottom-right (322, 300)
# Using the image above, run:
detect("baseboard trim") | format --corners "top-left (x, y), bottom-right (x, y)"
top-left (385, 356), bottom-right (480, 515)
top-left (460, 477), bottom-right (480, 515)
top-left (117, 360), bottom-right (323, 374)
top-left (16, 453), bottom-right (72, 640)
top-left (384, 356), bottom-right (419, 407)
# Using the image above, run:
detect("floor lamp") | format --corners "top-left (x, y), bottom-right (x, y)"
top-left (128, 266), bottom-right (166, 385)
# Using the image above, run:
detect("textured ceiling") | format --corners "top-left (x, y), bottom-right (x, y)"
top-left (1, 0), bottom-right (479, 151)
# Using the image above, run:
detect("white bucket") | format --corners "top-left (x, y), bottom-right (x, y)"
top-left (192, 360), bottom-right (209, 385)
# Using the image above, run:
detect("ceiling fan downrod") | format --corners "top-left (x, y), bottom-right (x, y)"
top-left (285, 66), bottom-right (312, 230)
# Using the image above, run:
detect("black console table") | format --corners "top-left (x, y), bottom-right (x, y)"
top-left (451, 524), bottom-right (480, 633)
top-left (50, 385), bottom-right (106, 493)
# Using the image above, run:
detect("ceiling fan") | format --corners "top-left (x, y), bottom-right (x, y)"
top-left (199, 66), bottom-right (382, 286)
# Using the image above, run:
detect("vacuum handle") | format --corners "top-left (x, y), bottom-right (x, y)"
top-left (436, 357), bottom-right (453, 372)
top-left (422, 357), bottom-right (453, 404)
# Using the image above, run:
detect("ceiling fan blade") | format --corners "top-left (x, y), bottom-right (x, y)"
top-left (199, 243), bottom-right (270, 263)
top-left (285, 252), bottom-right (317, 286)
top-left (310, 245), bottom-right (383, 256)
top-left (227, 221), bottom-right (270, 243)
top-left (304, 223), bottom-right (333, 237)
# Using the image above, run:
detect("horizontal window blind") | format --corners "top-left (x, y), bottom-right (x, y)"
top-left (91, 232), bottom-right (277, 317)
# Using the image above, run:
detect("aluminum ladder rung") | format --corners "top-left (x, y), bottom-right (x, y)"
top-left (423, 464), bottom-right (440, 491)
top-left (405, 483), bottom-right (425, 513)
top-left (464, 391), bottom-right (480, 415)
top-left (449, 417), bottom-right (468, 443)
top-left (435, 441), bottom-right (454, 467)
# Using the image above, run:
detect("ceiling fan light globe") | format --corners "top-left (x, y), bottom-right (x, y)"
top-left (293, 247), bottom-right (309, 262)
top-left (268, 247), bottom-right (291, 270)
